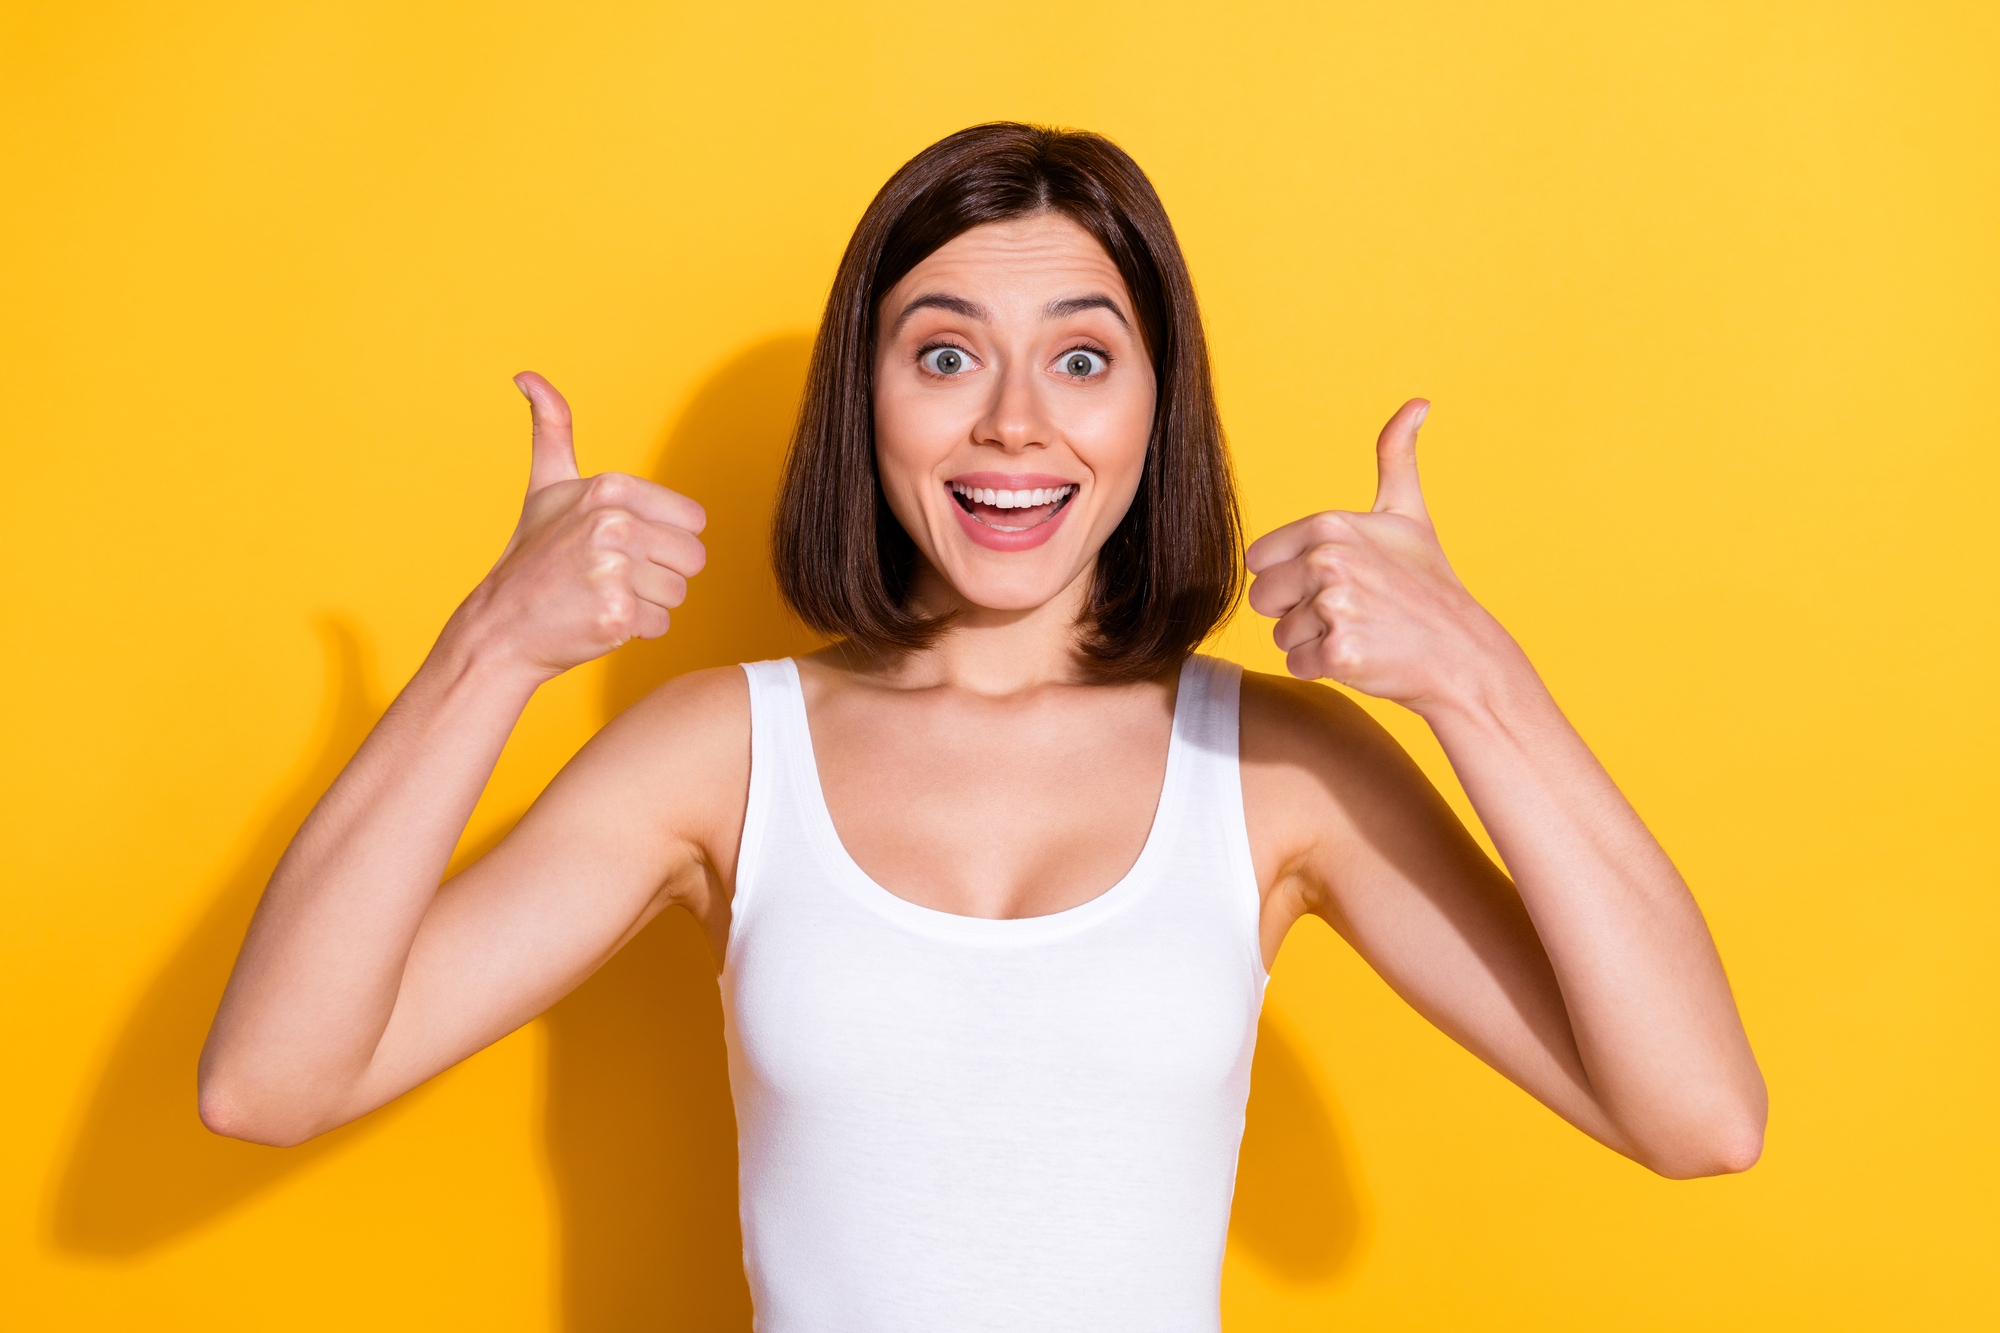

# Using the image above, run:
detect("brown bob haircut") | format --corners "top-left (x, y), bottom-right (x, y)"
top-left (772, 122), bottom-right (1242, 680)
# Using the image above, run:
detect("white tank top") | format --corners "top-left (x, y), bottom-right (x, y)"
top-left (723, 654), bottom-right (1268, 1333)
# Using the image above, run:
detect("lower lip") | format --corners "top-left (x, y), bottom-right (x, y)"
top-left (948, 493), bottom-right (1076, 552)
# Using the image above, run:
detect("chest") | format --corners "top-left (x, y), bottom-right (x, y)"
top-left (729, 911), bottom-right (1260, 1117)
top-left (802, 677), bottom-right (1175, 919)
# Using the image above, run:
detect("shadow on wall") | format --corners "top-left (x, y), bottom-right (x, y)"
top-left (47, 619), bottom-right (421, 1256)
top-left (1229, 1003), bottom-right (1369, 1283)
top-left (543, 334), bottom-right (823, 1333)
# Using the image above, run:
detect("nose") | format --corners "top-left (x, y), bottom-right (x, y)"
top-left (972, 356), bottom-right (1053, 454)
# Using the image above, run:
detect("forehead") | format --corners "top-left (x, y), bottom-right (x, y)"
top-left (885, 213), bottom-right (1130, 309)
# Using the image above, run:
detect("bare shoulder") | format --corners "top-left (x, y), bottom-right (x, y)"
top-left (1239, 666), bottom-right (1446, 806)
top-left (1238, 668), bottom-right (1454, 912)
top-left (606, 662), bottom-right (751, 748)
top-left (1239, 668), bottom-right (1393, 771)
top-left (547, 663), bottom-right (752, 879)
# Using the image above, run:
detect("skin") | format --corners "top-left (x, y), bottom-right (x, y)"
top-left (199, 213), bottom-right (1766, 1181)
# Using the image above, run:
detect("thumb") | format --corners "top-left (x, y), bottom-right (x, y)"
top-left (1370, 398), bottom-right (1431, 522)
top-left (513, 372), bottom-right (580, 494)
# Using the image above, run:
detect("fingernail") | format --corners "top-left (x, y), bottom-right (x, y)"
top-left (513, 376), bottom-right (531, 400)
top-left (1413, 404), bottom-right (1429, 429)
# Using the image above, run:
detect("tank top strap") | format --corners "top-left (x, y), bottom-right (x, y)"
top-left (736, 657), bottom-right (810, 923)
top-left (1173, 654), bottom-right (1263, 971)
top-left (1173, 653), bottom-right (1243, 770)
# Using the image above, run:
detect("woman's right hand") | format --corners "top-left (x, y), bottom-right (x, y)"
top-left (199, 372), bottom-right (717, 1146)
top-left (454, 372), bottom-right (708, 679)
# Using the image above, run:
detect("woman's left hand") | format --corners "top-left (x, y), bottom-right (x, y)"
top-left (1245, 399), bottom-right (1525, 715)
top-left (1244, 401), bottom-right (1768, 1178)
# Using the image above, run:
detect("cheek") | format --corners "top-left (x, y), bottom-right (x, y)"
top-left (870, 391), bottom-right (952, 537)
top-left (1069, 382), bottom-right (1155, 497)
top-left (873, 381), bottom-right (960, 474)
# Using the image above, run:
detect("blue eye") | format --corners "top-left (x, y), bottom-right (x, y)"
top-left (922, 346), bottom-right (972, 375)
top-left (1059, 349), bottom-right (1109, 378)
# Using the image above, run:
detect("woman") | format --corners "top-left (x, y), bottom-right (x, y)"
top-left (200, 124), bottom-right (1764, 1330)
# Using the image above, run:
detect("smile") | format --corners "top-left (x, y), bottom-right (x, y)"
top-left (948, 480), bottom-right (1076, 532)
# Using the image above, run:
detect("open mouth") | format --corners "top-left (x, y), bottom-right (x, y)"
top-left (948, 480), bottom-right (1076, 533)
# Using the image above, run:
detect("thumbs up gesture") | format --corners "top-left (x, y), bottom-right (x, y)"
top-left (1245, 400), bottom-right (1519, 712)
top-left (455, 373), bottom-right (708, 680)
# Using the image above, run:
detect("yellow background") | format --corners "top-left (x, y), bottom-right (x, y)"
top-left (5, 2), bottom-right (1994, 1328)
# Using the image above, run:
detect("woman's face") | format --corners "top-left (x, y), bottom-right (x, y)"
top-left (872, 212), bottom-right (1156, 616)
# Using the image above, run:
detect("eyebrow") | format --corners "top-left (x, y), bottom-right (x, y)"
top-left (1044, 294), bottom-right (1131, 329)
top-left (889, 293), bottom-right (987, 335)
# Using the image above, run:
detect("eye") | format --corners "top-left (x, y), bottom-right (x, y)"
top-left (1057, 348), bottom-right (1109, 378)
top-left (920, 345), bottom-right (974, 376)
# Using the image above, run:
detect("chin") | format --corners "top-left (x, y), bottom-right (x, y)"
top-left (939, 561), bottom-right (1087, 616)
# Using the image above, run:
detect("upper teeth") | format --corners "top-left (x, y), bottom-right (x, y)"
top-left (950, 482), bottom-right (1075, 509)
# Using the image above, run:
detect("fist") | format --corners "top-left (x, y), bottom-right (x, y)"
top-left (461, 373), bottom-right (707, 678)
top-left (1245, 400), bottom-right (1515, 712)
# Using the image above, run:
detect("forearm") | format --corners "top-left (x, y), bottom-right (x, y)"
top-left (199, 604), bottom-right (543, 1144)
top-left (1420, 654), bottom-right (1766, 1176)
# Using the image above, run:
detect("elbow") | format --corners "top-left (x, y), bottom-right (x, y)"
top-left (1716, 1125), bottom-right (1766, 1175)
top-left (1646, 1128), bottom-right (1763, 1179)
top-left (197, 1077), bottom-right (323, 1150)
top-left (1618, 1059), bottom-right (1769, 1180)
top-left (1639, 1105), bottom-right (1767, 1180)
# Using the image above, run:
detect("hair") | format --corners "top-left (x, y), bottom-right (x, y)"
top-left (772, 121), bottom-right (1241, 680)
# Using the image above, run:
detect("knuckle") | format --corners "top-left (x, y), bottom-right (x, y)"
top-left (594, 590), bottom-right (637, 636)
top-left (584, 547), bottom-right (631, 582)
top-left (1305, 546), bottom-right (1345, 578)
top-left (1312, 587), bottom-right (1350, 617)
top-left (585, 471), bottom-right (630, 504)
top-left (588, 506), bottom-right (634, 542)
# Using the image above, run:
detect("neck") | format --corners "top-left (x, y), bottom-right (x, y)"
top-left (862, 563), bottom-right (1099, 696)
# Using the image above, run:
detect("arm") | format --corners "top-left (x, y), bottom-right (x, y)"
top-left (198, 374), bottom-right (726, 1147)
top-left (1243, 400), bottom-right (1765, 1179)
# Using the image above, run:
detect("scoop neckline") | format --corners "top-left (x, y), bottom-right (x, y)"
top-left (776, 655), bottom-right (1196, 945)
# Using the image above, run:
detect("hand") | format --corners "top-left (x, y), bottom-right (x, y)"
top-left (1245, 399), bottom-right (1520, 713)
top-left (454, 373), bottom-right (707, 679)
